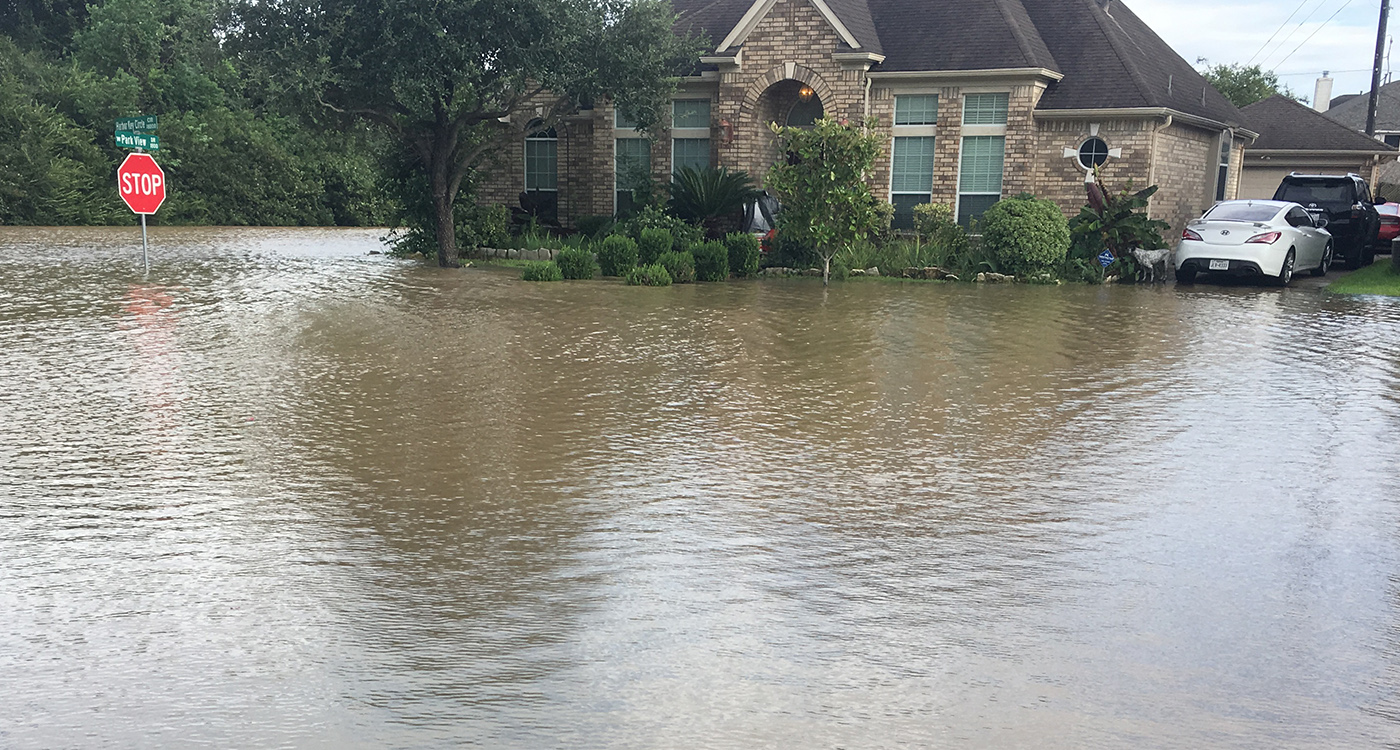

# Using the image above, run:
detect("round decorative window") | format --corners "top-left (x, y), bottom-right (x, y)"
top-left (1078, 137), bottom-right (1110, 169)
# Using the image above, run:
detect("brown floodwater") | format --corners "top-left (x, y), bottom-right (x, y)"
top-left (2, 226), bottom-right (1399, 748)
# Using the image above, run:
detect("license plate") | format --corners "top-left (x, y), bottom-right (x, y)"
top-left (1209, 259), bottom-right (1230, 271)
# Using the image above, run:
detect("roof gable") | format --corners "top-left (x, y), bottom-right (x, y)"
top-left (1244, 95), bottom-right (1396, 152)
top-left (1324, 81), bottom-right (1400, 133)
top-left (675, 0), bottom-right (876, 52)
top-left (863, 0), bottom-right (1056, 72)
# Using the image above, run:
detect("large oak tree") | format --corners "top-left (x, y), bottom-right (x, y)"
top-left (228, 0), bottom-right (697, 266)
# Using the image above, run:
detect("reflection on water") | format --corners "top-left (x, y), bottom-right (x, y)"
top-left (1, 227), bottom-right (1399, 748)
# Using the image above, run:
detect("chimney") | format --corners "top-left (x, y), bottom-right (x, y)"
top-left (1315, 72), bottom-right (1334, 112)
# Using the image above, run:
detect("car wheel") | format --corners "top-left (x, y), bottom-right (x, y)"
top-left (1365, 244), bottom-right (1376, 267)
top-left (1175, 267), bottom-right (1195, 285)
top-left (1274, 249), bottom-right (1295, 286)
top-left (1311, 241), bottom-right (1333, 277)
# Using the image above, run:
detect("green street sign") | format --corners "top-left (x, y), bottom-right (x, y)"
top-left (115, 115), bottom-right (158, 132)
top-left (115, 131), bottom-right (160, 151)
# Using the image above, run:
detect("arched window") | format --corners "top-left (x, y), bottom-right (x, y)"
top-left (524, 121), bottom-right (558, 222)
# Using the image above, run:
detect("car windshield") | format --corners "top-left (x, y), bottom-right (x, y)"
top-left (1204, 203), bottom-right (1280, 222)
top-left (1276, 182), bottom-right (1352, 205)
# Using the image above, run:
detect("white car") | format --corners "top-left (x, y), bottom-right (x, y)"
top-left (1174, 200), bottom-right (1333, 285)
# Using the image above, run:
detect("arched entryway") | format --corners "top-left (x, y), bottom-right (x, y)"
top-left (745, 76), bottom-right (830, 174)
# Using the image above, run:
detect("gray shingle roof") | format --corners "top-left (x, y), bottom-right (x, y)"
top-left (1324, 81), bottom-right (1400, 132)
top-left (672, 0), bottom-right (1243, 125)
top-left (1243, 95), bottom-right (1396, 152)
top-left (1018, 0), bottom-right (1241, 124)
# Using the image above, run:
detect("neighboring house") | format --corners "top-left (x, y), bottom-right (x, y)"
top-left (1238, 95), bottom-right (1397, 200)
top-left (1325, 81), bottom-right (1400, 148)
top-left (1323, 81), bottom-right (1400, 187)
top-left (477, 0), bottom-right (1254, 235)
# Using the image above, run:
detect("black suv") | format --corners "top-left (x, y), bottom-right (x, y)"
top-left (1272, 173), bottom-right (1380, 269)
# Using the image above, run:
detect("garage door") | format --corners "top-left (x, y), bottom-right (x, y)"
top-left (1239, 167), bottom-right (1294, 200)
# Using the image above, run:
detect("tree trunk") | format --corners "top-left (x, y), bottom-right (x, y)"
top-left (430, 146), bottom-right (460, 268)
top-left (822, 253), bottom-right (831, 286)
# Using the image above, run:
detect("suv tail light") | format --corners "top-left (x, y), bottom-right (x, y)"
top-left (1246, 231), bottom-right (1282, 244)
top-left (1182, 228), bottom-right (1203, 241)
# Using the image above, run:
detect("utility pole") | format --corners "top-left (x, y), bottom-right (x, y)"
top-left (1367, 0), bottom-right (1391, 136)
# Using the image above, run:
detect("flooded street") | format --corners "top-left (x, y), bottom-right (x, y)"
top-left (2, 226), bottom-right (1399, 748)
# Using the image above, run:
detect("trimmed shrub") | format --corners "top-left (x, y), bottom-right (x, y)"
top-left (624, 263), bottom-right (673, 286)
top-left (657, 251), bottom-right (696, 284)
top-left (556, 246), bottom-right (598, 280)
top-left (521, 260), bottom-right (563, 281)
top-left (978, 194), bottom-right (1070, 278)
top-left (575, 215), bottom-right (615, 239)
top-left (621, 204), bottom-right (704, 253)
top-left (724, 232), bottom-right (761, 278)
top-left (597, 235), bottom-right (640, 276)
top-left (692, 241), bottom-right (729, 281)
top-left (638, 227), bottom-right (673, 266)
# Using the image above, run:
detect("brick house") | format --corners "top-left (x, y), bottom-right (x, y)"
top-left (477, 0), bottom-right (1254, 235)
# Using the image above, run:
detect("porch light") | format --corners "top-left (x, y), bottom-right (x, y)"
top-left (798, 85), bottom-right (815, 101)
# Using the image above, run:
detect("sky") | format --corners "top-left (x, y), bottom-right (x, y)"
top-left (1128, 0), bottom-right (1391, 105)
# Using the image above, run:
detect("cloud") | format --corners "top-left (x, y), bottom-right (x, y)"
top-left (1125, 0), bottom-right (1384, 97)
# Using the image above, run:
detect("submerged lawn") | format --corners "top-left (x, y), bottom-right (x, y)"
top-left (1328, 260), bottom-right (1400, 296)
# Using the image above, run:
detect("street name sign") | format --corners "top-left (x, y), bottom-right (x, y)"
top-left (115, 115), bottom-right (158, 132)
top-left (117, 153), bottom-right (166, 215)
top-left (115, 130), bottom-right (160, 151)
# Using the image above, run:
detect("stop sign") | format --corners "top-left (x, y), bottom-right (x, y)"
top-left (117, 152), bottom-right (166, 215)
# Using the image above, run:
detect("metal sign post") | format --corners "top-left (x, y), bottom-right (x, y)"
top-left (114, 116), bottom-right (164, 274)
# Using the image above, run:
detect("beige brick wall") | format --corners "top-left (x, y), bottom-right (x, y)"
top-left (717, 0), bottom-right (868, 186)
top-left (470, 4), bottom-right (1237, 239)
top-left (1150, 121), bottom-right (1217, 238)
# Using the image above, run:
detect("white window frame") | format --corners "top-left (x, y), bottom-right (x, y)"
top-left (955, 92), bottom-right (1009, 226)
top-left (523, 126), bottom-right (558, 194)
top-left (671, 99), bottom-right (711, 177)
top-left (889, 94), bottom-right (939, 225)
top-left (614, 107), bottom-right (649, 214)
top-left (1214, 129), bottom-right (1233, 203)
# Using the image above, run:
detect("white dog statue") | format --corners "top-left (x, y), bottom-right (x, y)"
top-left (1130, 247), bottom-right (1171, 284)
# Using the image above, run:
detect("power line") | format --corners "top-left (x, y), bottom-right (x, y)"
top-left (1273, 0), bottom-right (1359, 70)
top-left (1247, 0), bottom-right (1313, 65)
top-left (1260, 0), bottom-right (1331, 70)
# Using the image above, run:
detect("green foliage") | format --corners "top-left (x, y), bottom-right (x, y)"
top-left (978, 194), bottom-right (1070, 277)
top-left (459, 204), bottom-right (511, 248)
top-left (556, 246), bottom-right (598, 279)
top-left (624, 262), bottom-right (672, 286)
top-left (657, 250), bottom-right (696, 283)
top-left (621, 203), bottom-right (703, 253)
top-left (667, 166), bottom-right (761, 238)
top-left (912, 203), bottom-right (954, 237)
top-left (1069, 170), bottom-right (1170, 282)
top-left (0, 9), bottom-right (389, 228)
top-left (597, 234), bottom-right (639, 276)
top-left (691, 240), bottom-right (728, 281)
top-left (724, 232), bottom-right (761, 278)
top-left (638, 227), bottom-right (672, 265)
top-left (764, 231), bottom-right (818, 268)
top-left (521, 260), bottom-right (563, 281)
top-left (765, 116), bottom-right (884, 283)
top-left (229, 0), bottom-right (702, 265)
top-left (1327, 260), bottom-right (1400, 296)
top-left (1200, 63), bottom-right (1302, 108)
top-left (575, 214), bottom-right (616, 239)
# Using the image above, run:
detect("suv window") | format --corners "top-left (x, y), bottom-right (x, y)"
top-left (1358, 180), bottom-right (1372, 203)
top-left (1276, 180), bottom-right (1352, 205)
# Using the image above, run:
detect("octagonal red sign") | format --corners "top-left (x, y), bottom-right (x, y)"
top-left (117, 152), bottom-right (166, 215)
